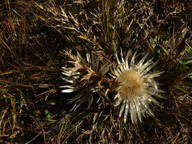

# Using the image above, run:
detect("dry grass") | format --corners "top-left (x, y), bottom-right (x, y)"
top-left (0, 0), bottom-right (192, 143)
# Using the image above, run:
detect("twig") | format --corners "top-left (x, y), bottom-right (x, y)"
top-left (25, 131), bottom-right (43, 144)
top-left (167, 112), bottom-right (192, 124)
top-left (0, 79), bottom-right (33, 88)
top-left (0, 107), bottom-right (8, 135)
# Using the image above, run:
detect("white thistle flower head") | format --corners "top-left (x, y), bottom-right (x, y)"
top-left (111, 50), bottom-right (164, 124)
top-left (60, 50), bottom-right (112, 111)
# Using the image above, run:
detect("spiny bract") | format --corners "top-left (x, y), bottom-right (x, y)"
top-left (60, 50), bottom-right (112, 111)
top-left (110, 50), bottom-right (164, 123)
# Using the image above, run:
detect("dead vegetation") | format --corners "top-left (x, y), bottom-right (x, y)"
top-left (0, 0), bottom-right (192, 143)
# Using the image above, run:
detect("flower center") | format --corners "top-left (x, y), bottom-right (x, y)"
top-left (117, 70), bottom-right (144, 101)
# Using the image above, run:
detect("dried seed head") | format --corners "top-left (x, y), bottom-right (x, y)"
top-left (118, 70), bottom-right (144, 101)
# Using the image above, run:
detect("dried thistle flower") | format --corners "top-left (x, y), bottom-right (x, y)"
top-left (111, 50), bottom-right (164, 123)
top-left (60, 50), bottom-right (112, 111)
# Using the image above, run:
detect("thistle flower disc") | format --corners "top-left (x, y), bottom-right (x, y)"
top-left (60, 50), bottom-right (112, 111)
top-left (111, 50), bottom-right (163, 123)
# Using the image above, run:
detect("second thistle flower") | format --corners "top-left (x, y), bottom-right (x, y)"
top-left (60, 50), bottom-right (112, 111)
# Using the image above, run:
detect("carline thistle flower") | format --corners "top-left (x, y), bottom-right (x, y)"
top-left (60, 50), bottom-right (112, 111)
top-left (110, 50), bottom-right (164, 123)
